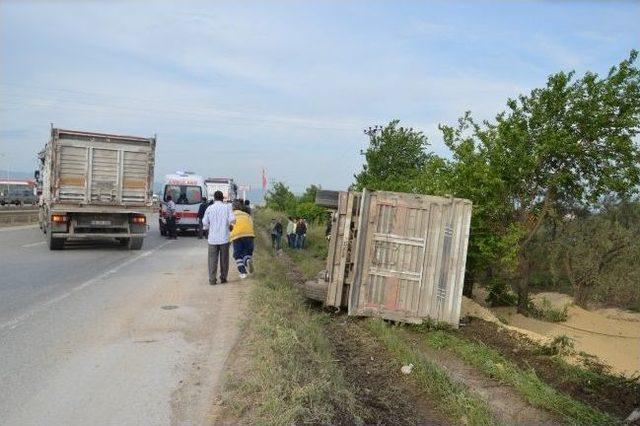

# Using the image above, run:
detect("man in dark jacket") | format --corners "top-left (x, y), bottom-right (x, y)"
top-left (270, 218), bottom-right (283, 252)
top-left (295, 218), bottom-right (307, 249)
top-left (197, 197), bottom-right (211, 239)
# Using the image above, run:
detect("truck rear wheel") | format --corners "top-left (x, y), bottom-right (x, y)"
top-left (47, 231), bottom-right (65, 250)
top-left (128, 237), bottom-right (144, 250)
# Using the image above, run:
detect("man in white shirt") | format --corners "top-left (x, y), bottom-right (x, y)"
top-left (165, 195), bottom-right (177, 239)
top-left (202, 191), bottom-right (236, 285)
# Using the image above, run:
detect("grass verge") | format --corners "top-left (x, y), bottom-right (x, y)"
top-left (458, 317), bottom-right (639, 420)
top-left (253, 208), bottom-right (328, 280)
top-left (284, 222), bottom-right (328, 280)
top-left (419, 328), bottom-right (617, 425)
top-left (367, 319), bottom-right (497, 425)
top-left (221, 226), bottom-right (363, 425)
top-left (266, 208), bottom-right (498, 425)
top-left (268, 206), bottom-right (620, 424)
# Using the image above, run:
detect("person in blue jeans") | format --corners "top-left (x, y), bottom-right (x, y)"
top-left (230, 200), bottom-right (255, 279)
top-left (270, 218), bottom-right (283, 252)
top-left (286, 216), bottom-right (296, 248)
top-left (295, 218), bottom-right (307, 249)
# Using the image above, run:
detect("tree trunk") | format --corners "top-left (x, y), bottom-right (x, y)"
top-left (516, 280), bottom-right (529, 314)
top-left (572, 279), bottom-right (595, 309)
top-left (514, 251), bottom-right (531, 314)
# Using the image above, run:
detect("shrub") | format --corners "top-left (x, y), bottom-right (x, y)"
top-left (485, 278), bottom-right (518, 307)
top-left (530, 298), bottom-right (569, 323)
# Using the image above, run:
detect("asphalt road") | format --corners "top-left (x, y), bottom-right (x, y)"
top-left (0, 217), bottom-right (248, 425)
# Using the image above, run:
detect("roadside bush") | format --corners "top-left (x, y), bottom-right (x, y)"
top-left (485, 278), bottom-right (518, 307)
top-left (537, 335), bottom-right (575, 356)
top-left (530, 298), bottom-right (569, 323)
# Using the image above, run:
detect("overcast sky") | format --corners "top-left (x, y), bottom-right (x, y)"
top-left (1, 1), bottom-right (638, 192)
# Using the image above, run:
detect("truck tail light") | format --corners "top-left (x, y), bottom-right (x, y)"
top-left (131, 214), bottom-right (146, 224)
top-left (51, 214), bottom-right (67, 223)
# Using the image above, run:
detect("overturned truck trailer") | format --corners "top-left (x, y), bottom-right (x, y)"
top-left (312, 189), bottom-right (472, 327)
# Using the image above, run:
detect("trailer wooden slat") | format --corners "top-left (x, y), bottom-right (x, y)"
top-left (319, 189), bottom-right (472, 327)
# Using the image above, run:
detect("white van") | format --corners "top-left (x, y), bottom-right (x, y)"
top-left (159, 172), bottom-right (206, 235)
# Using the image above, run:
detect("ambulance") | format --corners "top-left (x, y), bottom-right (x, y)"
top-left (159, 172), bottom-right (206, 235)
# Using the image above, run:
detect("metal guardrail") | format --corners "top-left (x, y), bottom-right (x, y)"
top-left (0, 204), bottom-right (38, 211)
top-left (0, 209), bottom-right (39, 227)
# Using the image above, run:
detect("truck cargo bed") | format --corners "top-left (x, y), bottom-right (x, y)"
top-left (44, 129), bottom-right (156, 209)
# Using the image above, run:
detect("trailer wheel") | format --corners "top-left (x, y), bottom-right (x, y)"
top-left (128, 237), bottom-right (144, 250)
top-left (47, 230), bottom-right (65, 250)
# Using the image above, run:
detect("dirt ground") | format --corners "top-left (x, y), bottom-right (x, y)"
top-left (279, 249), bottom-right (450, 425)
top-left (469, 289), bottom-right (640, 377)
top-left (493, 294), bottom-right (640, 377)
top-left (457, 318), bottom-right (640, 420)
top-left (325, 315), bottom-right (450, 426)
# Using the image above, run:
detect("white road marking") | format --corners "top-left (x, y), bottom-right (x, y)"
top-left (0, 240), bottom-right (173, 332)
top-left (21, 241), bottom-right (46, 248)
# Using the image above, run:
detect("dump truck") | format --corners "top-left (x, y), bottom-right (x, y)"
top-left (307, 189), bottom-right (473, 327)
top-left (36, 128), bottom-right (156, 250)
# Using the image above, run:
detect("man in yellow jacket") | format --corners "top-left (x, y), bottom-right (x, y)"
top-left (230, 200), bottom-right (255, 279)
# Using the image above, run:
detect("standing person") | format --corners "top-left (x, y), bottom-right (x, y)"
top-left (295, 218), bottom-right (307, 249)
top-left (325, 211), bottom-right (334, 240)
top-left (286, 216), bottom-right (296, 248)
top-left (270, 218), bottom-right (283, 252)
top-left (165, 195), bottom-right (177, 239)
top-left (202, 191), bottom-right (236, 285)
top-left (243, 199), bottom-right (252, 214)
top-left (230, 200), bottom-right (255, 279)
top-left (197, 197), bottom-right (210, 239)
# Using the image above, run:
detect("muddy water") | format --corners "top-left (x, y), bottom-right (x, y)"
top-left (493, 292), bottom-right (640, 377)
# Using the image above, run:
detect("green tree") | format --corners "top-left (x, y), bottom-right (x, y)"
top-left (295, 202), bottom-right (328, 224)
top-left (440, 51), bottom-right (640, 311)
top-left (264, 181), bottom-right (297, 212)
top-left (421, 114), bottom-right (517, 298)
top-left (354, 120), bottom-right (429, 192)
top-left (551, 201), bottom-right (640, 309)
top-left (299, 184), bottom-right (321, 204)
top-left (354, 51), bottom-right (640, 313)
